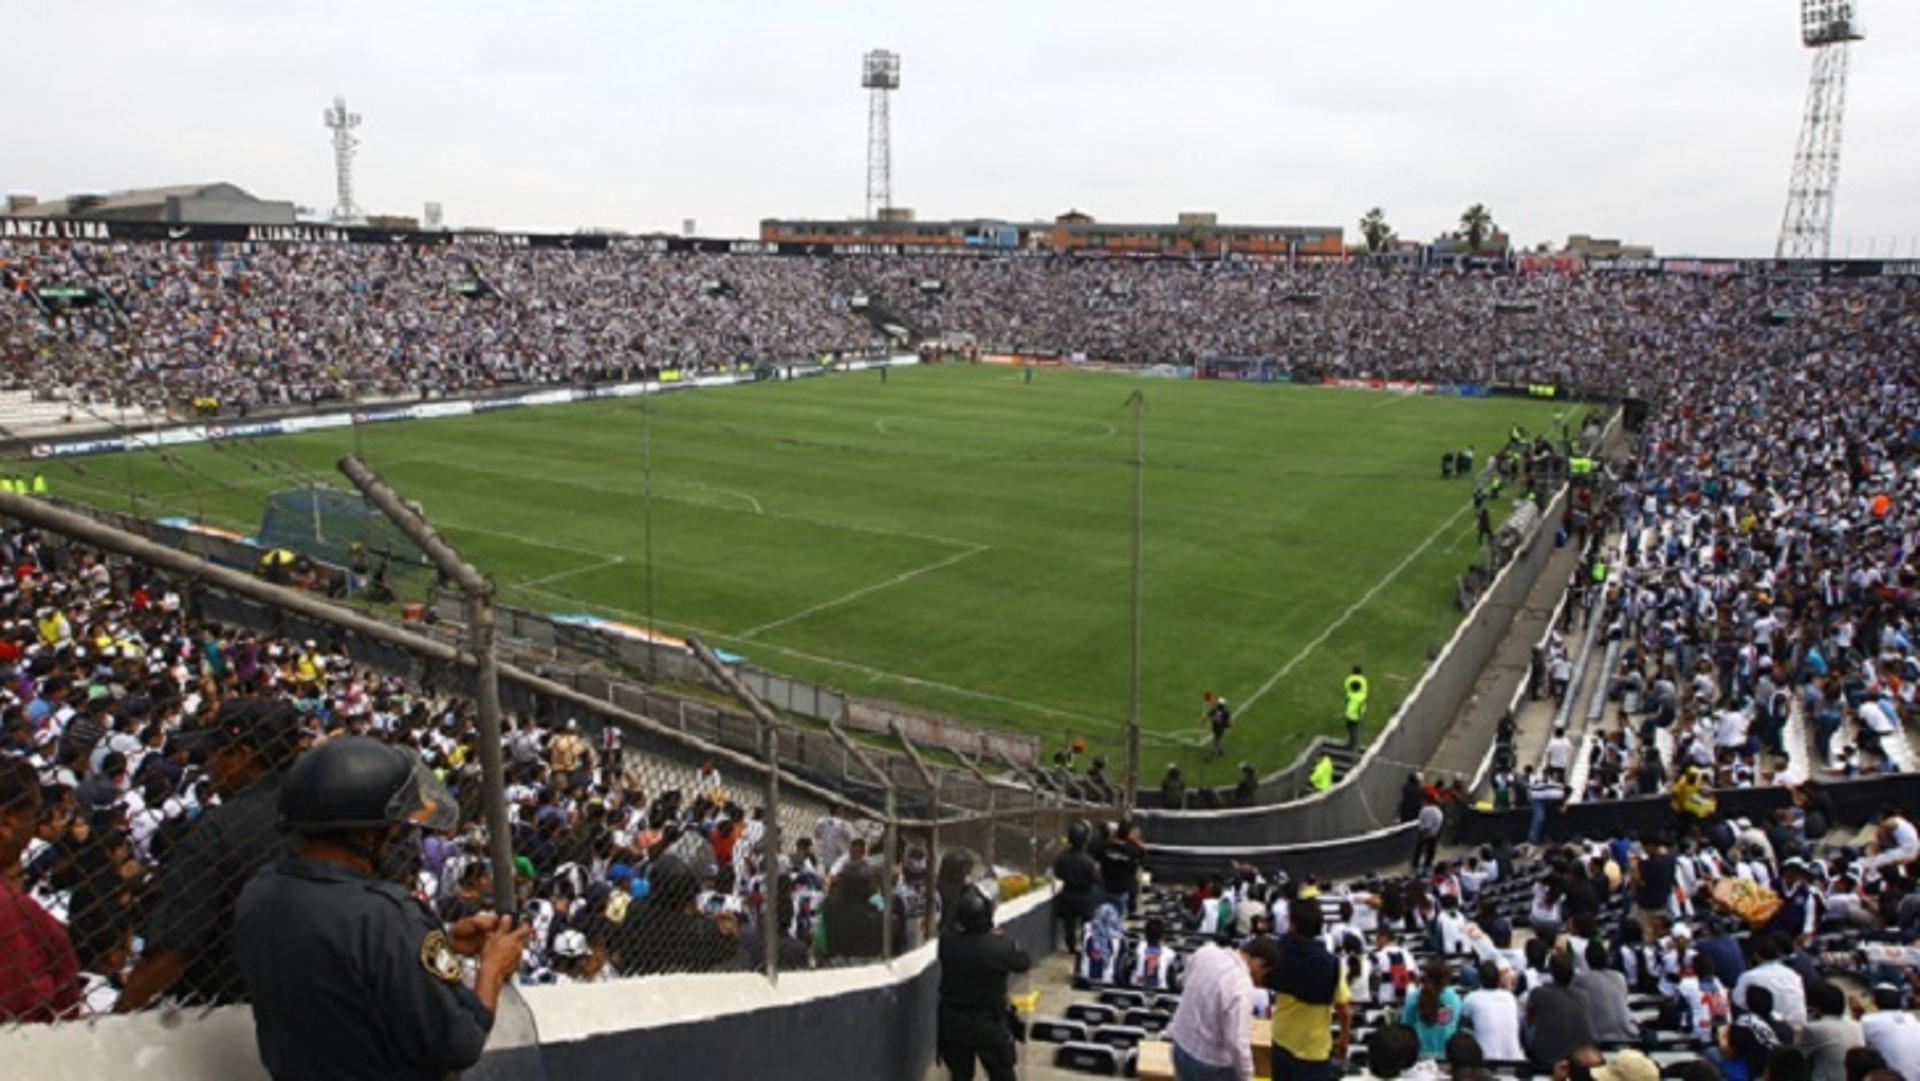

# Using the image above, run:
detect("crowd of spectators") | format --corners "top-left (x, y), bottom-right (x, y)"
top-left (1, 241), bottom-right (884, 414)
top-left (5, 240), bottom-right (1918, 422)
top-left (1446, 266), bottom-right (1920, 809)
top-left (1124, 819), bottom-right (1920, 1081)
top-left (0, 521), bottom-right (939, 1023)
top-left (5, 243), bottom-right (1920, 1076)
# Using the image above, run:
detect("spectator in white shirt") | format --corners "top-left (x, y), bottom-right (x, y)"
top-left (1460, 960), bottom-right (1524, 1062)
top-left (1864, 808), bottom-right (1920, 871)
top-left (1862, 1002), bottom-right (1920, 1081)
top-left (1732, 933), bottom-right (1807, 1030)
top-left (1163, 936), bottom-right (1281, 1081)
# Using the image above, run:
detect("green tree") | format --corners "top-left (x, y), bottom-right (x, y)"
top-left (1459, 204), bottom-right (1496, 251)
top-left (1359, 207), bottom-right (1396, 254)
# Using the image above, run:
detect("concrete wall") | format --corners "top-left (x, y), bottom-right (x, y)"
top-left (0, 888), bottom-right (1056, 1081)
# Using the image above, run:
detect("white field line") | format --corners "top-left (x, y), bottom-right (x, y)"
top-left (383, 451), bottom-right (980, 550)
top-left (669, 481), bottom-right (762, 515)
top-left (1236, 501), bottom-right (1474, 719)
top-left (443, 522), bottom-right (626, 561)
top-left (1442, 516), bottom-right (1482, 555)
top-left (74, 462), bottom-right (634, 566)
top-left (505, 581), bottom-right (1121, 731)
top-left (510, 554), bottom-right (625, 591)
top-left (734, 545), bottom-right (989, 640)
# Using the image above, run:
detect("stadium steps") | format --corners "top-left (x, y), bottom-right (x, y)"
top-left (1323, 744), bottom-right (1362, 782)
top-left (855, 297), bottom-right (926, 343)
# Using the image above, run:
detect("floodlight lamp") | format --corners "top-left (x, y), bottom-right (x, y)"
top-left (862, 49), bottom-right (900, 90)
top-left (1800, 0), bottom-right (1863, 47)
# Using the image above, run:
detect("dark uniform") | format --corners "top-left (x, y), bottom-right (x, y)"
top-left (937, 920), bottom-right (1031, 1081)
top-left (234, 855), bottom-right (494, 1081)
top-left (141, 775), bottom-right (285, 1005)
top-left (1051, 829), bottom-right (1101, 951)
top-left (233, 734), bottom-right (498, 1081)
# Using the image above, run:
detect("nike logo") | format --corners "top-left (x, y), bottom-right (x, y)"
top-left (167, 227), bottom-right (191, 239)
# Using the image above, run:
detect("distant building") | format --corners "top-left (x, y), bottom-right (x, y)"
top-left (762, 208), bottom-right (1343, 257)
top-left (1563, 233), bottom-right (1654, 259)
top-left (1429, 229), bottom-right (1512, 255)
top-left (1, 182), bottom-right (297, 226)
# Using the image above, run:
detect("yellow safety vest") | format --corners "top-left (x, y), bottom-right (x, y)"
top-left (1309, 755), bottom-right (1335, 792)
top-left (1344, 675), bottom-right (1369, 720)
top-left (30, 475), bottom-right (47, 494)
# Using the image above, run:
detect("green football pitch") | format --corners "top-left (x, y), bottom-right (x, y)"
top-left (38, 365), bottom-right (1574, 781)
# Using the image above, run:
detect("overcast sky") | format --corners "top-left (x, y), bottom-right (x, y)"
top-left (8, 1), bottom-right (1917, 256)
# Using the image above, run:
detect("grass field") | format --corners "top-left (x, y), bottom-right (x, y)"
top-left (39, 365), bottom-right (1573, 782)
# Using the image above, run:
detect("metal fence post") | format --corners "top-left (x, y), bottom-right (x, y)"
top-left (338, 456), bottom-right (517, 915)
top-left (891, 726), bottom-right (941, 945)
top-left (465, 591), bottom-right (518, 917)
top-left (762, 716), bottom-right (782, 982)
top-left (680, 636), bottom-right (907, 965)
top-left (880, 779), bottom-right (897, 961)
top-left (956, 750), bottom-right (1001, 871)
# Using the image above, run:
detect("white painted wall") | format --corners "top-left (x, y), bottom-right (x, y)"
top-left (0, 886), bottom-right (1053, 1081)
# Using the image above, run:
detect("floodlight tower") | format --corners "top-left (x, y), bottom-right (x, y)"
top-left (1776, 1), bottom-right (1864, 260)
top-left (324, 95), bottom-right (363, 223)
top-left (862, 49), bottom-right (900, 220)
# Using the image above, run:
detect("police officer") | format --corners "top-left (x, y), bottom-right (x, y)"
top-left (1160, 763), bottom-right (1186, 810)
top-left (1343, 665), bottom-right (1370, 748)
top-left (1205, 696), bottom-right (1233, 758)
top-left (234, 736), bottom-right (530, 1081)
top-left (937, 886), bottom-right (1031, 1081)
top-left (1051, 821), bottom-right (1101, 952)
top-left (1233, 762), bottom-right (1259, 805)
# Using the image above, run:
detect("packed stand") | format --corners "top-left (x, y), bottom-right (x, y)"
top-left (0, 523), bottom-right (941, 1025)
top-left (0, 241), bottom-right (884, 413)
top-left (1037, 814), bottom-right (1920, 1080)
top-left (5, 240), bottom-right (1918, 422)
top-left (1499, 278), bottom-right (1920, 810)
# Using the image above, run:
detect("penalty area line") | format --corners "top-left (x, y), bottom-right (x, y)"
top-left (1236, 501), bottom-right (1473, 720)
top-left (733, 545), bottom-right (989, 641)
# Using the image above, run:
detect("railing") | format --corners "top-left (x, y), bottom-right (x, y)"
top-left (0, 483), bottom-right (1100, 1042)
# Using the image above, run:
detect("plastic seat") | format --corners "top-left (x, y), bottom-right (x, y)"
top-left (1054, 1041), bottom-right (1131, 1076)
top-left (1065, 1001), bottom-right (1118, 1027)
top-left (1092, 1023), bottom-right (1149, 1049)
top-left (1030, 1017), bottom-right (1091, 1044)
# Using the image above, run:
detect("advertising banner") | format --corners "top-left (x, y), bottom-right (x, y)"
top-left (17, 357), bottom-right (915, 460)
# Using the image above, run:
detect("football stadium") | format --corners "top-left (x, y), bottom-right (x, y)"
top-left (32, 365), bottom-right (1578, 776)
top-left (4, 5), bottom-right (1920, 1081)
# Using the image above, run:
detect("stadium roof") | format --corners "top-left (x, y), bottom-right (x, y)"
top-left (3, 182), bottom-right (294, 223)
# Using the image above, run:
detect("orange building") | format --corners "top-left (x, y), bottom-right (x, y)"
top-left (761, 210), bottom-right (1343, 258)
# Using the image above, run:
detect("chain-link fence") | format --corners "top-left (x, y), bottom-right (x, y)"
top-left (0, 488), bottom-right (1120, 1030)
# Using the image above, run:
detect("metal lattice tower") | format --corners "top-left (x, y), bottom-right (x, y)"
top-left (1776, 1), bottom-right (1864, 260)
top-left (323, 96), bottom-right (363, 224)
top-left (862, 50), bottom-right (900, 220)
